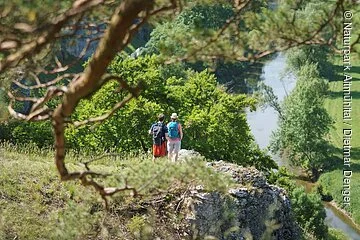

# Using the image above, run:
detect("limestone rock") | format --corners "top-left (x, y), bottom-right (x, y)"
top-left (178, 149), bottom-right (203, 161)
top-left (183, 161), bottom-right (300, 240)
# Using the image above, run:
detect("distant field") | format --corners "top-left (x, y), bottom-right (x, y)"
top-left (320, 56), bottom-right (360, 224)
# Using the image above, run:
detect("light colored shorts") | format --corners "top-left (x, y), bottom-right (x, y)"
top-left (167, 141), bottom-right (181, 153)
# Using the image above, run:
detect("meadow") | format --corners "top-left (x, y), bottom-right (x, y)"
top-left (319, 56), bottom-right (360, 224)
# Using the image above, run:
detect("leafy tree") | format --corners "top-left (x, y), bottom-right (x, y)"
top-left (268, 167), bottom-right (330, 239)
top-left (66, 55), bottom-right (277, 171)
top-left (145, 3), bottom-right (266, 93)
top-left (290, 187), bottom-right (328, 239)
top-left (270, 63), bottom-right (332, 179)
top-left (286, 46), bottom-right (335, 80)
top-left (256, 81), bottom-right (283, 119)
top-left (165, 69), bottom-right (271, 167)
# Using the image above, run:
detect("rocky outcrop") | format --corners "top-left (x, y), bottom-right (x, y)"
top-left (178, 150), bottom-right (300, 240)
top-left (178, 149), bottom-right (204, 161)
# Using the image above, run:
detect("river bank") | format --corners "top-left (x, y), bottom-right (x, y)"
top-left (325, 201), bottom-right (360, 235)
top-left (319, 56), bottom-right (360, 228)
top-left (295, 173), bottom-right (360, 238)
top-left (246, 53), bottom-right (360, 239)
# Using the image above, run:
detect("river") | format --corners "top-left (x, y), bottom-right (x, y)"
top-left (246, 54), bottom-right (360, 239)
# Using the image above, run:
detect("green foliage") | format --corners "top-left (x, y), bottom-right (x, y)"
top-left (244, 0), bottom-right (341, 55)
top-left (271, 63), bottom-right (332, 178)
top-left (286, 46), bottom-right (335, 80)
top-left (319, 56), bottom-right (360, 225)
top-left (127, 215), bottom-right (153, 239)
top-left (0, 0), bottom-right (72, 26)
top-left (66, 55), bottom-right (163, 153)
top-left (66, 55), bottom-right (276, 170)
top-left (267, 167), bottom-right (347, 239)
top-left (255, 81), bottom-right (283, 118)
top-left (164, 65), bottom-right (266, 167)
top-left (290, 187), bottom-right (328, 239)
top-left (214, 60), bottom-right (264, 93)
top-left (327, 228), bottom-right (350, 240)
top-left (145, 20), bottom-right (191, 57)
top-left (145, 4), bottom-right (266, 94)
top-left (267, 167), bottom-right (296, 192)
top-left (145, 2), bottom-right (236, 57)
top-left (0, 147), bottom-right (234, 239)
top-left (178, 3), bottom-right (234, 29)
top-left (0, 120), bottom-right (53, 148)
top-left (0, 149), bottom-right (101, 239)
top-left (315, 184), bottom-right (333, 202)
top-left (0, 53), bottom-right (274, 170)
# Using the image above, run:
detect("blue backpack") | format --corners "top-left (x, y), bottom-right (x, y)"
top-left (168, 122), bottom-right (180, 139)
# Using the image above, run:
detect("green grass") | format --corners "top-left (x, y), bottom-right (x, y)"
top-left (328, 228), bottom-right (350, 240)
top-left (319, 55), bottom-right (360, 224)
top-left (0, 144), bottom-right (234, 239)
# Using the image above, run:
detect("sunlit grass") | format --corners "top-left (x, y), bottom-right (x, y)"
top-left (0, 144), bottom-right (235, 239)
top-left (320, 55), bottom-right (360, 224)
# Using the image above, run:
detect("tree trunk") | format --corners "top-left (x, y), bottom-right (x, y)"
top-left (52, 0), bottom-right (154, 179)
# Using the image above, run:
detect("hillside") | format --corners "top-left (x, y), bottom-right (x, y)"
top-left (0, 147), bottom-right (300, 239)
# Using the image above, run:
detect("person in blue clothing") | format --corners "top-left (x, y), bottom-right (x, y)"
top-left (166, 113), bottom-right (183, 162)
top-left (149, 113), bottom-right (168, 161)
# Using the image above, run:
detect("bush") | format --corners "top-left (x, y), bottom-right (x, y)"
top-left (268, 167), bottom-right (332, 239)
top-left (0, 120), bottom-right (53, 148)
top-left (290, 187), bottom-right (328, 239)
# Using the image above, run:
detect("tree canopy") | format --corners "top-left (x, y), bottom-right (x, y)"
top-left (270, 62), bottom-right (333, 179)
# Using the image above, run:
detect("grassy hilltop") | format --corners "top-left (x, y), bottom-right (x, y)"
top-left (0, 145), bottom-right (235, 239)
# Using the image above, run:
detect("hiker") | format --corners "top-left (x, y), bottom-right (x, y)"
top-left (149, 113), bottom-right (168, 160)
top-left (166, 113), bottom-right (183, 162)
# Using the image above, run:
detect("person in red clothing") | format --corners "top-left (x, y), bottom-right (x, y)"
top-left (149, 113), bottom-right (168, 161)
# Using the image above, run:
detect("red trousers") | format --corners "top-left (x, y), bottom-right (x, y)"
top-left (152, 142), bottom-right (166, 157)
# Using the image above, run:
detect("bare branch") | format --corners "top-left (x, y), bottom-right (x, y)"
top-left (0, 40), bottom-right (20, 51)
top-left (149, 1), bottom-right (177, 16)
top-left (7, 85), bottom-right (68, 121)
top-left (29, 72), bottom-right (42, 86)
top-left (7, 100), bottom-right (27, 120)
top-left (7, 98), bottom-right (51, 122)
top-left (7, 91), bottom-right (39, 103)
top-left (51, 0), bottom-right (155, 200)
top-left (26, 106), bottom-right (52, 121)
top-left (30, 86), bottom-right (68, 112)
top-left (0, 0), bottom-right (106, 72)
top-left (12, 73), bottom-right (77, 90)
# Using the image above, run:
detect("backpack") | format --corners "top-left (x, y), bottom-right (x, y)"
top-left (168, 122), bottom-right (179, 139)
top-left (152, 123), bottom-right (164, 145)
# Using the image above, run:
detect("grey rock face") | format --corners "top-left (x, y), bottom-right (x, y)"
top-left (178, 149), bottom-right (203, 161)
top-left (183, 159), bottom-right (300, 240)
